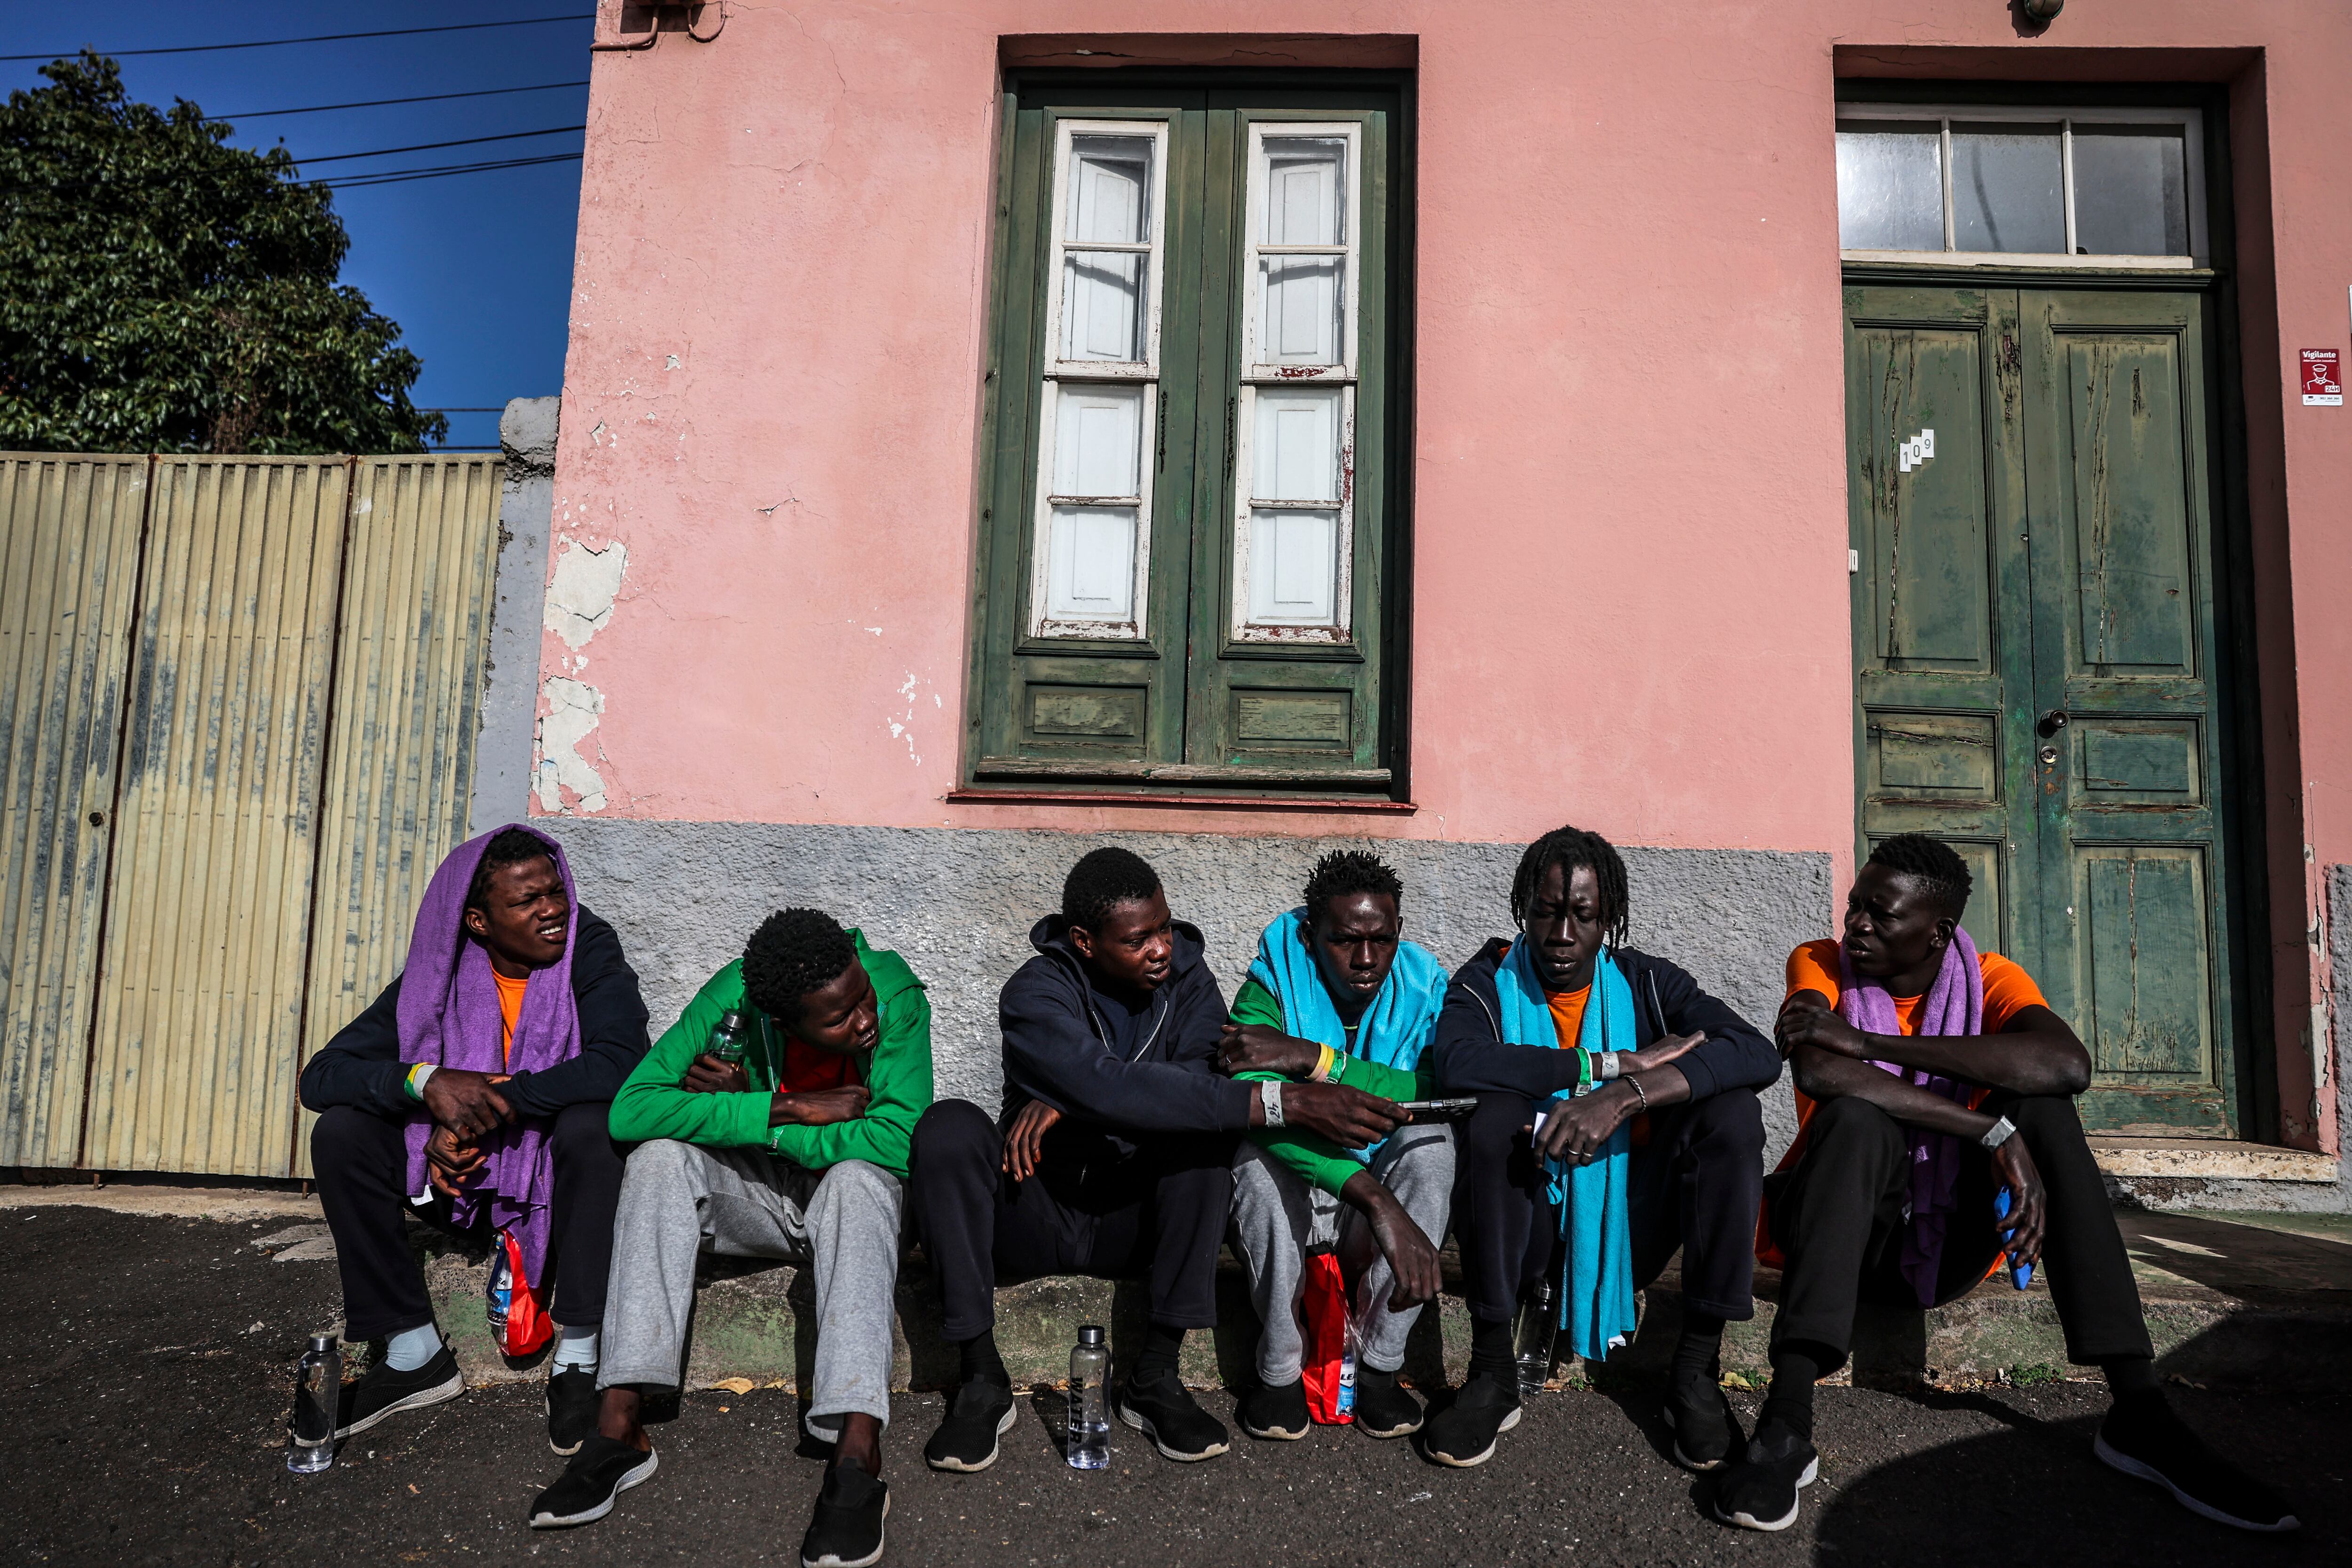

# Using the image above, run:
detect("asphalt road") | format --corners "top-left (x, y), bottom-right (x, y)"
top-left (5, 1205), bottom-right (2340, 1567)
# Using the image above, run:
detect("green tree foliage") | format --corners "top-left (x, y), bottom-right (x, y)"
top-left (0, 53), bottom-right (446, 454)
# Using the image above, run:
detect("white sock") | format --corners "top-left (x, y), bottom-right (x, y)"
top-left (385, 1322), bottom-right (442, 1372)
top-left (552, 1326), bottom-right (599, 1373)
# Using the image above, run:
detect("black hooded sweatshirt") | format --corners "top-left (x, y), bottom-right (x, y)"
top-left (998, 914), bottom-right (1247, 1138)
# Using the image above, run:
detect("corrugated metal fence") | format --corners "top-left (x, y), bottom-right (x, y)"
top-left (0, 453), bottom-right (503, 1178)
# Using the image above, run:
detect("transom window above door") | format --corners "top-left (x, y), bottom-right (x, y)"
top-left (1836, 105), bottom-right (2205, 267)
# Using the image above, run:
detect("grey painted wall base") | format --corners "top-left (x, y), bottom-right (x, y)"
top-left (540, 819), bottom-right (1827, 1160)
top-left (469, 398), bottom-right (558, 837)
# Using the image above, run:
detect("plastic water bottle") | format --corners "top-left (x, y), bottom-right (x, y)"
top-left (486, 1241), bottom-right (513, 1339)
top-left (287, 1332), bottom-right (342, 1473)
top-left (1335, 1312), bottom-right (1359, 1420)
top-left (1514, 1276), bottom-right (1557, 1395)
top-left (1993, 1190), bottom-right (2035, 1289)
top-left (708, 1008), bottom-right (749, 1066)
top-left (1067, 1323), bottom-right (1110, 1470)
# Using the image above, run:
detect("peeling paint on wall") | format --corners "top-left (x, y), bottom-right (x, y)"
top-left (545, 539), bottom-right (628, 650)
top-left (537, 676), bottom-right (610, 813)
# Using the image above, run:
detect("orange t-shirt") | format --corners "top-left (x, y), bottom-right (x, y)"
top-left (1545, 986), bottom-right (1591, 1052)
top-left (493, 969), bottom-right (531, 1069)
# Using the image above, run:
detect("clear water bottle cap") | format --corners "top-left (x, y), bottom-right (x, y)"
top-left (1076, 1323), bottom-right (1105, 1347)
top-left (307, 1332), bottom-right (338, 1353)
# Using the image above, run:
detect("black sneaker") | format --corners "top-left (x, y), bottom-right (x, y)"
top-left (801, 1461), bottom-right (889, 1568)
top-left (1235, 1377), bottom-right (1310, 1441)
top-left (1115, 1369), bottom-right (1231, 1461)
top-left (1352, 1367), bottom-right (1424, 1439)
top-left (334, 1344), bottom-right (464, 1439)
top-left (1423, 1372), bottom-right (1520, 1467)
top-left (1713, 1421), bottom-right (1819, 1532)
top-left (547, 1367), bottom-right (601, 1457)
top-left (527, 1434), bottom-right (658, 1528)
top-left (2094, 1401), bottom-right (2300, 1532)
top-left (1665, 1362), bottom-right (1742, 1471)
top-left (922, 1377), bottom-right (1017, 1472)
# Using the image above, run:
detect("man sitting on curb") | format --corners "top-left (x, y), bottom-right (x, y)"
top-left (1717, 834), bottom-right (2298, 1535)
top-left (1427, 824), bottom-right (1779, 1470)
top-left (302, 825), bottom-right (649, 1456)
top-left (528, 908), bottom-right (933, 1568)
top-left (909, 847), bottom-right (1407, 1469)
top-left (1219, 849), bottom-right (1448, 1442)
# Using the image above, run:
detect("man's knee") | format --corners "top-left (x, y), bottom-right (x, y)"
top-left (309, 1104), bottom-right (399, 1184)
top-left (619, 1136), bottom-right (700, 1196)
top-left (814, 1158), bottom-right (903, 1226)
top-left (1804, 1093), bottom-right (1903, 1154)
top-left (549, 1100), bottom-right (620, 1159)
top-left (2006, 1093), bottom-right (2086, 1145)
top-left (911, 1098), bottom-right (997, 1173)
top-left (1462, 1093), bottom-right (1531, 1163)
top-left (1685, 1088), bottom-right (1766, 1159)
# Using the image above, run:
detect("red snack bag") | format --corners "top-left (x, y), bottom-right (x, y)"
top-left (1299, 1251), bottom-right (1353, 1425)
top-left (496, 1230), bottom-right (555, 1357)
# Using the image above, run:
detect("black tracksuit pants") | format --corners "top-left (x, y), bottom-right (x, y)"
top-left (310, 1102), bottom-right (626, 1341)
top-left (1456, 1089), bottom-right (1767, 1326)
top-left (908, 1098), bottom-right (1236, 1343)
top-left (1764, 1091), bottom-right (2152, 1370)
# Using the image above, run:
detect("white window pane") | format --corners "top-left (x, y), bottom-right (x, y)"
top-left (1062, 252), bottom-right (1144, 361)
top-left (1950, 123), bottom-right (2065, 254)
top-left (1052, 385), bottom-right (1143, 499)
top-left (1047, 505), bottom-right (1137, 622)
top-left (1252, 390), bottom-right (1341, 503)
top-left (1067, 135), bottom-right (1152, 244)
top-left (2071, 126), bottom-right (2188, 256)
top-left (1836, 121), bottom-right (1944, 250)
top-left (1260, 257), bottom-right (1343, 364)
top-left (1262, 137), bottom-right (1346, 246)
top-left (1248, 509), bottom-right (1339, 624)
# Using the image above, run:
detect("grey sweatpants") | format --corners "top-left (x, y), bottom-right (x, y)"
top-left (600, 1139), bottom-right (903, 1440)
top-left (1228, 1122), bottom-right (1454, 1384)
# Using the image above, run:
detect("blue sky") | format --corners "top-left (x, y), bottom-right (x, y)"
top-left (2, 3), bottom-right (593, 452)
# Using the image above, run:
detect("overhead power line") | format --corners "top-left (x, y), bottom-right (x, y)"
top-left (1, 14), bottom-right (595, 63)
top-left (291, 125), bottom-right (585, 166)
top-left (206, 80), bottom-right (588, 122)
top-left (320, 151), bottom-right (584, 190)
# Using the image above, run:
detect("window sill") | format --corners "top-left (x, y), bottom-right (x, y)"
top-left (948, 785), bottom-right (1417, 814)
top-left (956, 756), bottom-right (1410, 812)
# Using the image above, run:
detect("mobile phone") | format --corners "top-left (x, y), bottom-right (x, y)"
top-left (1398, 1098), bottom-right (1479, 1122)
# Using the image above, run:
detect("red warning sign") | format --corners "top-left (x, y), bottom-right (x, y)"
top-left (2303, 348), bottom-right (2343, 406)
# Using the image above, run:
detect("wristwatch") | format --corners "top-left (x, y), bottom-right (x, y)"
top-left (1260, 1079), bottom-right (1285, 1128)
top-left (1980, 1114), bottom-right (2018, 1151)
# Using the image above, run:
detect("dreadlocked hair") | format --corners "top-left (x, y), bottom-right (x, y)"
top-left (1302, 848), bottom-right (1404, 926)
top-left (465, 828), bottom-right (557, 913)
top-left (1866, 833), bottom-right (1973, 919)
top-left (742, 908), bottom-right (859, 1021)
top-left (1508, 824), bottom-right (1630, 947)
top-left (1062, 846), bottom-right (1162, 933)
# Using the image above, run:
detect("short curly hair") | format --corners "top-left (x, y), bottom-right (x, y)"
top-left (742, 907), bottom-right (858, 1021)
top-left (1302, 849), bottom-right (1403, 926)
top-left (465, 827), bottom-right (557, 914)
top-left (1867, 833), bottom-right (1973, 919)
top-left (1061, 846), bottom-right (1162, 932)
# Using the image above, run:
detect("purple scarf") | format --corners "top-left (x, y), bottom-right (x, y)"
top-left (1836, 927), bottom-right (1983, 1307)
top-left (397, 825), bottom-right (581, 1285)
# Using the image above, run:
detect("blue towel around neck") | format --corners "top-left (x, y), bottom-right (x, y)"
top-left (1495, 937), bottom-right (1639, 1361)
top-left (1246, 907), bottom-right (1447, 1164)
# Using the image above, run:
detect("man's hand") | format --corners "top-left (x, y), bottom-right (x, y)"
top-left (1216, 1023), bottom-right (1321, 1080)
top-left (770, 1085), bottom-right (870, 1129)
top-left (1626, 1030), bottom-right (1705, 1075)
top-left (683, 1052), bottom-right (750, 1095)
top-left (1988, 1132), bottom-right (2047, 1265)
top-left (421, 1068), bottom-right (515, 1141)
top-left (1776, 1001), bottom-right (1869, 1063)
top-left (1277, 1082), bottom-right (1405, 1150)
top-left (425, 1124), bottom-right (487, 1199)
top-left (1532, 1082), bottom-right (1637, 1165)
top-left (1001, 1100), bottom-right (1062, 1182)
top-left (1344, 1175), bottom-right (1441, 1312)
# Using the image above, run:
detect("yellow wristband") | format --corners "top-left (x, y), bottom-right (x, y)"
top-left (1313, 1043), bottom-right (1338, 1083)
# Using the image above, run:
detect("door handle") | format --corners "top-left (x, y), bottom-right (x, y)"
top-left (2037, 708), bottom-right (2068, 737)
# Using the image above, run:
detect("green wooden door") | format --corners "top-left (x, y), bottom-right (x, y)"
top-left (1846, 281), bottom-right (2242, 1137)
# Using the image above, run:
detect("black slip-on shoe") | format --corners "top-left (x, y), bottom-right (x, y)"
top-left (2095, 1403), bottom-right (2300, 1533)
top-left (1421, 1372), bottom-right (1521, 1468)
top-left (1235, 1377), bottom-right (1311, 1441)
top-left (1665, 1363), bottom-right (1743, 1471)
top-left (1115, 1371), bottom-right (1231, 1461)
top-left (1352, 1368), bottom-right (1424, 1440)
top-left (801, 1462), bottom-right (889, 1568)
top-left (334, 1345), bottom-right (464, 1440)
top-left (528, 1435), bottom-right (658, 1529)
top-left (923, 1377), bottom-right (1018, 1472)
top-left (547, 1367), bottom-right (600, 1457)
top-left (1713, 1422), bottom-right (1819, 1532)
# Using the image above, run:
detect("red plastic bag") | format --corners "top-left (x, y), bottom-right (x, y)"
top-left (495, 1229), bottom-right (554, 1357)
top-left (1299, 1251), bottom-right (1353, 1425)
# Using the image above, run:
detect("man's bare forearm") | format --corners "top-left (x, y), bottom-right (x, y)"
top-left (1790, 1047), bottom-right (1997, 1138)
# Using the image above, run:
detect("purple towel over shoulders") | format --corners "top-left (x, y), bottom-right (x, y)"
top-left (397, 824), bottom-right (582, 1285)
top-left (1836, 929), bottom-right (1984, 1307)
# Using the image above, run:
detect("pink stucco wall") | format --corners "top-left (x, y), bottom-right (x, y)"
top-left (544, 3), bottom-right (2352, 1146)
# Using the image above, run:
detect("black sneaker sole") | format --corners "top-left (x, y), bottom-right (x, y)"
top-left (1117, 1398), bottom-right (1231, 1461)
top-left (1713, 1456), bottom-right (1819, 1532)
top-left (1426, 1404), bottom-right (1521, 1468)
top-left (1354, 1403), bottom-right (1424, 1440)
top-left (529, 1447), bottom-right (659, 1529)
top-left (924, 1404), bottom-right (1020, 1473)
top-left (803, 1491), bottom-right (889, 1568)
top-left (2093, 1432), bottom-right (2301, 1533)
top-left (1672, 1439), bottom-right (1730, 1472)
top-left (1239, 1406), bottom-right (1309, 1441)
top-left (334, 1369), bottom-right (465, 1440)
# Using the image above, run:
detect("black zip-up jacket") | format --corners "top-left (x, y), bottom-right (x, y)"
top-left (1430, 939), bottom-right (1779, 1105)
top-left (999, 914), bottom-right (1246, 1137)
top-left (298, 907), bottom-right (652, 1122)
